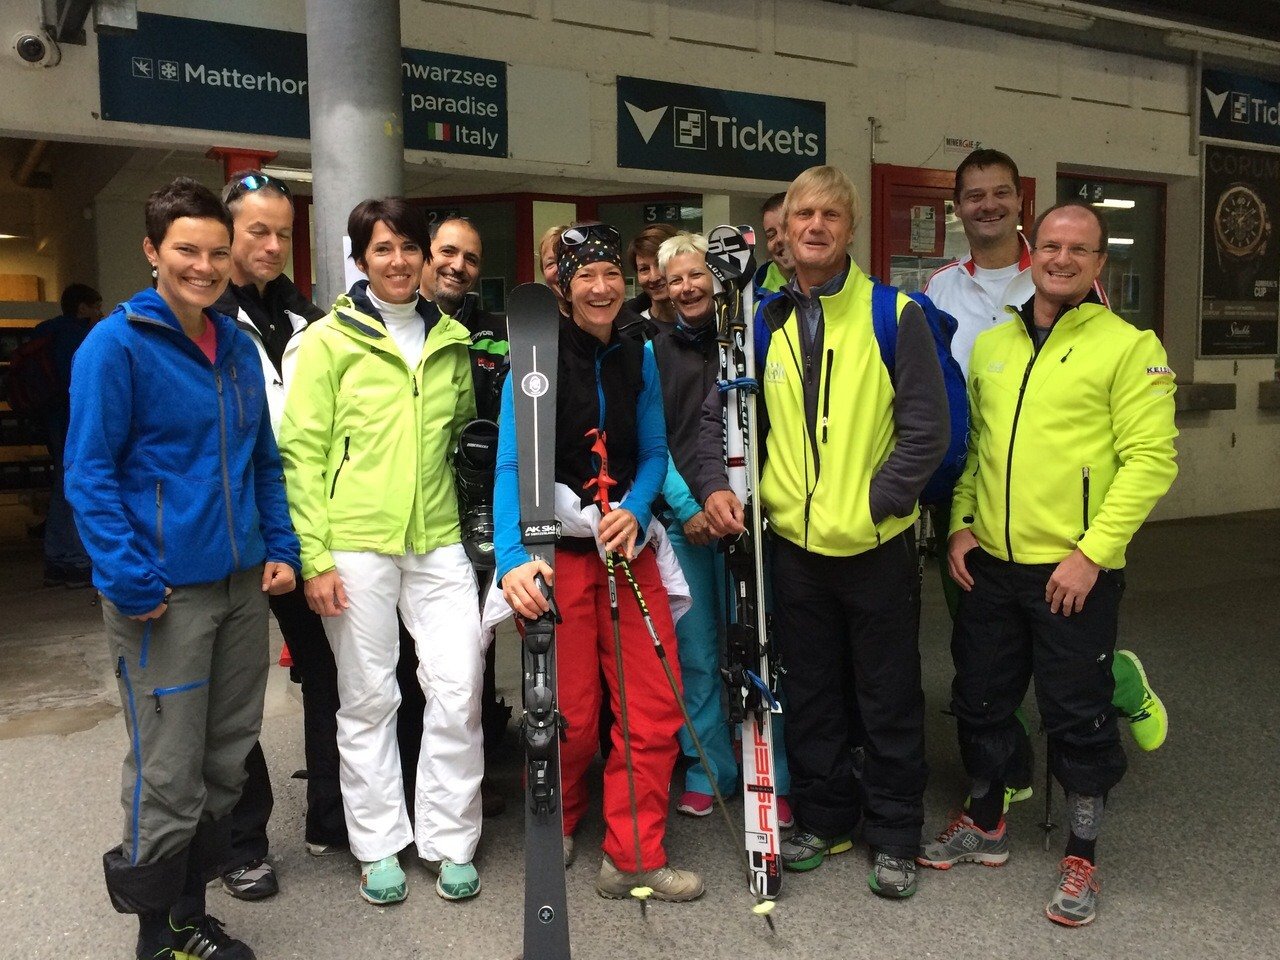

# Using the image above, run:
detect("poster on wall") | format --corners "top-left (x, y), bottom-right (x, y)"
top-left (1201, 144), bottom-right (1280, 357)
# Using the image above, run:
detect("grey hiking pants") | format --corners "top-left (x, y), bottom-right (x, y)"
top-left (104, 567), bottom-right (269, 869)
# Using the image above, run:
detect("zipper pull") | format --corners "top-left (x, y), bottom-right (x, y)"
top-left (215, 370), bottom-right (223, 394)
top-left (821, 417), bottom-right (829, 443)
top-left (154, 694), bottom-right (162, 715)
top-left (412, 375), bottom-right (419, 397)
top-left (115, 657), bottom-right (122, 679)
top-left (1061, 347), bottom-right (1074, 363)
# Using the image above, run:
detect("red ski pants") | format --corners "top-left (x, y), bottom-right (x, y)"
top-left (554, 545), bottom-right (683, 872)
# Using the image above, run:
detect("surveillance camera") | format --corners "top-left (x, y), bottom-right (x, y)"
top-left (12, 31), bottom-right (60, 68)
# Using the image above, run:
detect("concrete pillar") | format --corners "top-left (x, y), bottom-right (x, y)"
top-left (305, 0), bottom-right (404, 309)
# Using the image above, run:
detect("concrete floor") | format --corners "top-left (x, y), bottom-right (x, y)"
top-left (1, 512), bottom-right (1277, 960)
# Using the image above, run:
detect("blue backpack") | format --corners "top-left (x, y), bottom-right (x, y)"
top-left (870, 282), bottom-right (968, 506)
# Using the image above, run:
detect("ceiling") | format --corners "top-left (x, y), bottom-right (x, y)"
top-left (841, 0), bottom-right (1280, 76)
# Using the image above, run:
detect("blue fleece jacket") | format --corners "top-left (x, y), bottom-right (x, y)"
top-left (493, 345), bottom-right (667, 582)
top-left (65, 287), bottom-right (300, 615)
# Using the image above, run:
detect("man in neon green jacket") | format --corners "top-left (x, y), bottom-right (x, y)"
top-left (918, 202), bottom-right (1178, 929)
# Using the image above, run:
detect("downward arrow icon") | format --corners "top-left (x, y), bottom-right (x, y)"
top-left (625, 102), bottom-right (668, 144)
top-left (1205, 88), bottom-right (1228, 119)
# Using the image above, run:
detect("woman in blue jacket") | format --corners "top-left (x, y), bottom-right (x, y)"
top-left (65, 177), bottom-right (299, 960)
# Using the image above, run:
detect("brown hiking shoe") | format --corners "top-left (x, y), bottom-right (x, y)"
top-left (595, 856), bottom-right (704, 902)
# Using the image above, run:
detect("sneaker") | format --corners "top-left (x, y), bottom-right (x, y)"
top-left (676, 790), bottom-right (713, 817)
top-left (168, 914), bottom-right (255, 959)
top-left (596, 856), bottom-right (705, 902)
top-left (563, 835), bottom-right (575, 867)
top-left (780, 830), bottom-right (853, 872)
top-left (306, 840), bottom-right (347, 857)
top-left (1045, 856), bottom-right (1100, 927)
top-left (1116, 650), bottom-right (1168, 751)
top-left (220, 858), bottom-right (278, 901)
top-left (426, 859), bottom-right (481, 901)
top-left (359, 856), bottom-right (407, 905)
top-left (868, 851), bottom-right (918, 899)
top-left (916, 812), bottom-right (1009, 869)
top-left (776, 796), bottom-right (795, 830)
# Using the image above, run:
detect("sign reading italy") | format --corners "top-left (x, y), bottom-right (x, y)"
top-left (98, 13), bottom-right (507, 158)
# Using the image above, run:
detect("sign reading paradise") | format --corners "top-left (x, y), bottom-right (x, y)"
top-left (617, 76), bottom-right (825, 182)
top-left (98, 13), bottom-right (507, 158)
top-left (1200, 67), bottom-right (1280, 150)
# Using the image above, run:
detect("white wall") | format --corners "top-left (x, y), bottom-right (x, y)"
top-left (1, 0), bottom-right (1273, 519)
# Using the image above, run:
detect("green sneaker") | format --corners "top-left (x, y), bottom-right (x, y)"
top-left (432, 860), bottom-right (481, 901)
top-left (359, 856), bottom-right (407, 905)
top-left (868, 851), bottom-right (918, 899)
top-left (780, 830), bottom-right (854, 872)
top-left (1115, 650), bottom-right (1167, 751)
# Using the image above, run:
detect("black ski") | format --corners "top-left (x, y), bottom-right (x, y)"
top-left (705, 226), bottom-right (784, 902)
top-left (506, 282), bottom-right (570, 960)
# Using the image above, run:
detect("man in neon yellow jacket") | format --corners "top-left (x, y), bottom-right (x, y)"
top-left (918, 202), bottom-right (1178, 929)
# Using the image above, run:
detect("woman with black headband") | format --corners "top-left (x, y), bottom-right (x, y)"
top-left (494, 222), bottom-right (704, 901)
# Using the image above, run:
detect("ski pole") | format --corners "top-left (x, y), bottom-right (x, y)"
top-left (587, 429), bottom-right (776, 932)
top-left (584, 430), bottom-right (651, 916)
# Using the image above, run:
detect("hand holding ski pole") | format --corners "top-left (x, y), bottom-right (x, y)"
top-left (585, 429), bottom-right (640, 558)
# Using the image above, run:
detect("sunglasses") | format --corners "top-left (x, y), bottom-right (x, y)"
top-left (561, 224), bottom-right (621, 248)
top-left (225, 172), bottom-right (292, 203)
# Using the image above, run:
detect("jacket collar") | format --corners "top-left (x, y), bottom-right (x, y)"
top-left (123, 287), bottom-right (238, 364)
top-left (331, 280), bottom-right (467, 350)
top-left (1011, 286), bottom-right (1105, 336)
top-left (961, 233), bottom-right (1033, 276)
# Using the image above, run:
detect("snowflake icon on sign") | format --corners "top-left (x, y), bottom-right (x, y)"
top-left (159, 60), bottom-right (179, 81)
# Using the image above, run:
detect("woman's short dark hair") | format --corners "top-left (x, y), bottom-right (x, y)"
top-left (626, 223), bottom-right (679, 271)
top-left (145, 177), bottom-right (233, 248)
top-left (347, 198), bottom-right (430, 263)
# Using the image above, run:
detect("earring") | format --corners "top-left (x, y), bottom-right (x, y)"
top-left (150, 265), bottom-right (158, 279)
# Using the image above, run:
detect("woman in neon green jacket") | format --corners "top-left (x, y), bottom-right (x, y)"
top-left (278, 198), bottom-right (483, 906)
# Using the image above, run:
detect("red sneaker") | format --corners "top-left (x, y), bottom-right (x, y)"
top-left (776, 795), bottom-right (795, 830)
top-left (676, 790), bottom-right (713, 817)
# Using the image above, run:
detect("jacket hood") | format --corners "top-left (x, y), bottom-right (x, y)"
top-left (330, 280), bottom-right (470, 351)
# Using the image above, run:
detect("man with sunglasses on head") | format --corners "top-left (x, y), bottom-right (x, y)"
top-left (212, 170), bottom-right (332, 901)
top-left (917, 202), bottom-right (1177, 927)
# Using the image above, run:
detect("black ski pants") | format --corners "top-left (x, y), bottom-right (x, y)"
top-left (772, 531), bottom-right (927, 859)
top-left (951, 549), bottom-right (1127, 798)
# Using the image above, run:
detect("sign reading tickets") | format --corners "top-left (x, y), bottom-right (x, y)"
top-left (617, 76), bottom-right (824, 182)
top-left (98, 13), bottom-right (507, 158)
top-left (1200, 67), bottom-right (1280, 150)
top-left (1201, 143), bottom-right (1280, 357)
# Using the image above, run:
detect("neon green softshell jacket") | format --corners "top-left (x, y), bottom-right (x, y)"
top-left (278, 293), bottom-right (476, 579)
top-left (950, 299), bottom-right (1178, 570)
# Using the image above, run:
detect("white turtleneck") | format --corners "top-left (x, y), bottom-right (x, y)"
top-left (367, 288), bottom-right (425, 366)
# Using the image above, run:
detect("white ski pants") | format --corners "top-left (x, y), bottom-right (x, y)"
top-left (323, 545), bottom-right (484, 864)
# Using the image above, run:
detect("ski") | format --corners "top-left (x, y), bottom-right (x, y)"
top-left (506, 282), bottom-right (570, 960)
top-left (705, 225), bottom-right (784, 902)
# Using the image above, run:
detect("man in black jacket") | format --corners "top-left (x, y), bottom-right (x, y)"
top-left (213, 171), bottom-right (336, 900)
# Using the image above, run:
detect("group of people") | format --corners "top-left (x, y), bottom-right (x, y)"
top-left (59, 146), bottom-right (1176, 960)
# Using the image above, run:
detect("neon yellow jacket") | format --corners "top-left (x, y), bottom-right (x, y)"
top-left (759, 263), bottom-right (929, 556)
top-left (278, 289), bottom-right (475, 579)
top-left (950, 299), bottom-right (1177, 570)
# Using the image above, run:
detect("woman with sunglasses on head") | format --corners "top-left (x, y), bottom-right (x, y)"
top-left (278, 198), bottom-right (485, 906)
top-left (65, 177), bottom-right (300, 960)
top-left (495, 222), bottom-right (704, 902)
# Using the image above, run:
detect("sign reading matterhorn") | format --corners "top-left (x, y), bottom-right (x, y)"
top-left (617, 76), bottom-right (825, 182)
top-left (98, 13), bottom-right (507, 158)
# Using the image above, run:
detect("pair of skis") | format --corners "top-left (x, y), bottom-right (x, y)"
top-left (704, 226), bottom-right (785, 905)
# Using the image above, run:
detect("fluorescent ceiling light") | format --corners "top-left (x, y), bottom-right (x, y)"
top-left (1093, 198), bottom-right (1136, 209)
top-left (1165, 30), bottom-right (1280, 65)
top-left (938, 0), bottom-right (1095, 32)
top-left (1108, 237), bottom-right (1134, 245)
top-left (260, 165), bottom-right (313, 183)
top-left (0, 233), bottom-right (25, 240)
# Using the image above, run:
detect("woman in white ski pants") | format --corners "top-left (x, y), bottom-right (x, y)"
top-left (279, 197), bottom-right (484, 904)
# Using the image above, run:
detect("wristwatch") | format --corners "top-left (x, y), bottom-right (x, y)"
top-left (1213, 182), bottom-right (1272, 299)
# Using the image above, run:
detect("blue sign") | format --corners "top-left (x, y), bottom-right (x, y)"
top-left (1200, 67), bottom-right (1280, 149)
top-left (98, 13), bottom-right (507, 158)
top-left (617, 76), bottom-right (825, 182)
